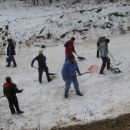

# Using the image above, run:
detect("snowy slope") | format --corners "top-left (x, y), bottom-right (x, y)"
top-left (0, 1), bottom-right (130, 130)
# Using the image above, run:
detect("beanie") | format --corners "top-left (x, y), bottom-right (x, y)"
top-left (39, 50), bottom-right (43, 55)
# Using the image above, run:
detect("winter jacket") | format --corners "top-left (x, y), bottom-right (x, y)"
top-left (7, 42), bottom-right (16, 56)
top-left (3, 82), bottom-right (22, 97)
top-left (64, 40), bottom-right (75, 55)
top-left (61, 61), bottom-right (80, 81)
top-left (99, 42), bottom-right (108, 57)
top-left (31, 54), bottom-right (47, 69)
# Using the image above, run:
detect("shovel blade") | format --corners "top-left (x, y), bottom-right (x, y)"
top-left (78, 56), bottom-right (85, 60)
top-left (88, 65), bottom-right (98, 73)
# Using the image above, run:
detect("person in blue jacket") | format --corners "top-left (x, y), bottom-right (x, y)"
top-left (61, 55), bottom-right (83, 98)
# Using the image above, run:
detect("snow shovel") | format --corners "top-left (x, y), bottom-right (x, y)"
top-left (110, 63), bottom-right (122, 74)
top-left (80, 65), bottom-right (98, 75)
top-left (41, 44), bottom-right (58, 48)
top-left (32, 66), bottom-right (56, 75)
top-left (109, 52), bottom-right (121, 66)
top-left (75, 53), bottom-right (85, 61)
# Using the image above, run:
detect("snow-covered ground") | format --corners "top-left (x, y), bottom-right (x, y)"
top-left (0, 1), bottom-right (130, 130)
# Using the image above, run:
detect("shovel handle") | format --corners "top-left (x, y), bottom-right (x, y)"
top-left (77, 72), bottom-right (90, 76)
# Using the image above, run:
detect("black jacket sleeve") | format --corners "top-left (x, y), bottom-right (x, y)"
top-left (13, 83), bottom-right (22, 93)
top-left (31, 56), bottom-right (37, 66)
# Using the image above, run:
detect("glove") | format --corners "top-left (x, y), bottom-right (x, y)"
top-left (78, 73), bottom-right (82, 76)
top-left (21, 89), bottom-right (24, 92)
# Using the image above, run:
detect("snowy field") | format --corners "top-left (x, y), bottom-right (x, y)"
top-left (0, 1), bottom-right (130, 130)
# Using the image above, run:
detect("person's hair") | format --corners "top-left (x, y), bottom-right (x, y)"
top-left (7, 38), bottom-right (12, 43)
top-left (6, 77), bottom-right (11, 83)
top-left (105, 39), bottom-right (110, 43)
top-left (98, 36), bottom-right (106, 43)
top-left (71, 37), bottom-right (75, 41)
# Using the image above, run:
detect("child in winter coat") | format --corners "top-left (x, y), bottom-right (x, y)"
top-left (61, 55), bottom-right (83, 98)
top-left (3, 77), bottom-right (24, 114)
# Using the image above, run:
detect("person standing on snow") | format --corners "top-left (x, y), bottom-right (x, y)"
top-left (96, 36), bottom-right (106, 58)
top-left (31, 50), bottom-right (52, 83)
top-left (3, 77), bottom-right (24, 114)
top-left (99, 39), bottom-right (111, 74)
top-left (64, 37), bottom-right (76, 61)
top-left (6, 38), bottom-right (17, 68)
top-left (61, 55), bottom-right (83, 98)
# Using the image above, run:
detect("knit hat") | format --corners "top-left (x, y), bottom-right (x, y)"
top-left (39, 50), bottom-right (43, 54)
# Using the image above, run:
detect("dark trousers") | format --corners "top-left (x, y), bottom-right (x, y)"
top-left (38, 67), bottom-right (51, 83)
top-left (100, 57), bottom-right (110, 73)
top-left (6, 95), bottom-right (20, 114)
top-left (97, 50), bottom-right (99, 58)
top-left (65, 54), bottom-right (75, 61)
top-left (7, 55), bottom-right (17, 66)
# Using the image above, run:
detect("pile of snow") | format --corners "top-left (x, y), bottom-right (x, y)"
top-left (0, 1), bottom-right (130, 42)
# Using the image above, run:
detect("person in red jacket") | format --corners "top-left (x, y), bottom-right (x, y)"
top-left (64, 37), bottom-right (76, 61)
top-left (3, 77), bottom-right (24, 114)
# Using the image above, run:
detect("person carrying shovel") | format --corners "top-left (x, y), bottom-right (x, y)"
top-left (64, 37), bottom-right (76, 61)
top-left (31, 50), bottom-right (52, 83)
top-left (64, 37), bottom-right (85, 61)
top-left (61, 55), bottom-right (83, 98)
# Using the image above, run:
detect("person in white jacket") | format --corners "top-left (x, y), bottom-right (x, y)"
top-left (99, 39), bottom-right (111, 74)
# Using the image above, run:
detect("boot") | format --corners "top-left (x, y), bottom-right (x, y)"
top-left (6, 64), bottom-right (10, 67)
top-left (77, 92), bottom-right (83, 96)
top-left (64, 94), bottom-right (68, 98)
top-left (17, 110), bottom-right (24, 114)
top-left (12, 65), bottom-right (17, 68)
top-left (48, 79), bottom-right (52, 82)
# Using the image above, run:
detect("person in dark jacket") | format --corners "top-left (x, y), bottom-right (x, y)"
top-left (31, 50), bottom-right (52, 83)
top-left (64, 37), bottom-right (76, 61)
top-left (99, 39), bottom-right (111, 74)
top-left (3, 77), bottom-right (24, 114)
top-left (6, 38), bottom-right (17, 68)
top-left (61, 55), bottom-right (83, 98)
top-left (96, 36), bottom-right (106, 58)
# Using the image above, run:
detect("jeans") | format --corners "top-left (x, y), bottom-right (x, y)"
top-left (65, 76), bottom-right (80, 95)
